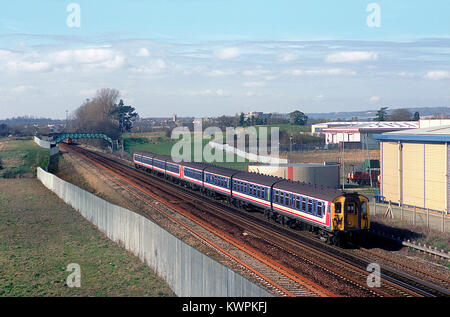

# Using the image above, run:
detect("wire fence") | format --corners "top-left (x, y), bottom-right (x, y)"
top-left (371, 200), bottom-right (449, 233)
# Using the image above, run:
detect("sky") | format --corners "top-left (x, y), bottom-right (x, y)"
top-left (0, 0), bottom-right (449, 119)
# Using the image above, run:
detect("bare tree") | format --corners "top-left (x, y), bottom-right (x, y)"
top-left (70, 88), bottom-right (124, 139)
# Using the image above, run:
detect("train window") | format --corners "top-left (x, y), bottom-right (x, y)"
top-left (274, 190), bottom-right (279, 203)
top-left (257, 187), bottom-right (260, 198)
top-left (317, 202), bottom-right (322, 217)
top-left (308, 200), bottom-right (313, 213)
top-left (335, 202), bottom-right (342, 214)
top-left (295, 197), bottom-right (300, 209)
top-left (361, 202), bottom-right (367, 215)
top-left (346, 203), bottom-right (355, 213)
top-left (302, 197), bottom-right (307, 211)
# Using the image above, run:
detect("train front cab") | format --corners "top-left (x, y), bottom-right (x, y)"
top-left (331, 193), bottom-right (370, 244)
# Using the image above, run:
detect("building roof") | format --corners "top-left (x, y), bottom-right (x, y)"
top-left (373, 125), bottom-right (450, 142)
top-left (322, 121), bottom-right (418, 133)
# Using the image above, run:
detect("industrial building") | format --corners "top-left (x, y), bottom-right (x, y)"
top-left (374, 126), bottom-right (450, 213)
top-left (248, 162), bottom-right (340, 189)
top-left (321, 121), bottom-right (419, 149)
top-left (419, 118), bottom-right (450, 128)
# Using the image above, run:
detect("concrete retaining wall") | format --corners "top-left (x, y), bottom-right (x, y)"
top-left (37, 167), bottom-right (272, 297)
top-left (34, 136), bottom-right (52, 149)
top-left (34, 136), bottom-right (59, 156)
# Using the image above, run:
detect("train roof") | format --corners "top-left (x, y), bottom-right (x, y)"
top-left (273, 180), bottom-right (341, 201)
top-left (233, 171), bottom-right (283, 187)
top-left (204, 165), bottom-right (239, 177)
top-left (134, 151), bottom-right (155, 158)
top-left (134, 151), bottom-right (181, 164)
top-left (182, 161), bottom-right (211, 170)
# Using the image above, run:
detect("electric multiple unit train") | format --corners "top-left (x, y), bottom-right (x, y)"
top-left (133, 151), bottom-right (370, 245)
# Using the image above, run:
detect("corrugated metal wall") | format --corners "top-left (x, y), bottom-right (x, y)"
top-left (402, 143), bottom-right (424, 207)
top-left (381, 141), bottom-right (447, 212)
top-left (37, 168), bottom-right (273, 297)
top-left (381, 142), bottom-right (399, 202)
top-left (424, 144), bottom-right (446, 211)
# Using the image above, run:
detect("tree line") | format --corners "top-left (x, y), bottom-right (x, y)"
top-left (374, 107), bottom-right (420, 122)
top-left (67, 88), bottom-right (138, 139)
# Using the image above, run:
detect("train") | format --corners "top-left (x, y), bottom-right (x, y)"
top-left (133, 151), bottom-right (370, 246)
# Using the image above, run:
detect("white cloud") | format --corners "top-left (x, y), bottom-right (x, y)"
top-left (243, 81), bottom-right (266, 88)
top-left (242, 67), bottom-right (270, 76)
top-left (424, 70), bottom-right (450, 80)
top-left (325, 51), bottom-right (378, 63)
top-left (189, 89), bottom-right (229, 97)
top-left (136, 48), bottom-right (150, 57)
top-left (206, 69), bottom-right (236, 77)
top-left (49, 48), bottom-right (125, 69)
top-left (397, 72), bottom-right (416, 78)
top-left (214, 47), bottom-right (241, 60)
top-left (369, 96), bottom-right (381, 103)
top-left (278, 52), bottom-right (299, 62)
top-left (7, 61), bottom-right (51, 72)
top-left (245, 91), bottom-right (263, 97)
top-left (10, 85), bottom-right (36, 93)
top-left (286, 68), bottom-right (356, 76)
top-left (0, 50), bottom-right (14, 59)
top-left (131, 59), bottom-right (167, 74)
top-left (315, 95), bottom-right (324, 101)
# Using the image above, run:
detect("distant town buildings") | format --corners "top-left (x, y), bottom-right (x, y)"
top-left (317, 121), bottom-right (419, 149)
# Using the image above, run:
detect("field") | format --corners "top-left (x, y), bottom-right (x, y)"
top-left (123, 132), bottom-right (253, 170)
top-left (0, 138), bottom-right (49, 178)
top-left (0, 178), bottom-right (174, 297)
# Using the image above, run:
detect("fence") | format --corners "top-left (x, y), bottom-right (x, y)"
top-left (371, 200), bottom-right (450, 233)
top-left (37, 167), bottom-right (272, 297)
top-left (34, 136), bottom-right (59, 156)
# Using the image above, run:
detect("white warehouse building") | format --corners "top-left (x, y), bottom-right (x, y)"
top-left (321, 121), bottom-right (419, 149)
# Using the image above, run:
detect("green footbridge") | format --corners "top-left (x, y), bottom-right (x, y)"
top-left (51, 133), bottom-right (119, 150)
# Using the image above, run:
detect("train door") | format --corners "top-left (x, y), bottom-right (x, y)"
top-left (332, 198), bottom-right (345, 231)
top-left (345, 200), bottom-right (358, 230)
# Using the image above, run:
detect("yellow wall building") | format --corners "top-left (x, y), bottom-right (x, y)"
top-left (375, 126), bottom-right (450, 213)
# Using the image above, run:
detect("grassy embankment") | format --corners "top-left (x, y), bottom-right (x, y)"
top-left (0, 138), bottom-right (49, 178)
top-left (0, 139), bottom-right (174, 296)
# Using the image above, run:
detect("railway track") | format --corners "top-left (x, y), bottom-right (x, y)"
top-left (61, 144), bottom-right (450, 297)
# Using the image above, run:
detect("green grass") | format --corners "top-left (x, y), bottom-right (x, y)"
top-left (0, 178), bottom-right (174, 297)
top-left (0, 139), bottom-right (49, 178)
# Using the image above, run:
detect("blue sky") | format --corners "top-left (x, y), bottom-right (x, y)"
top-left (0, 1), bottom-right (449, 119)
